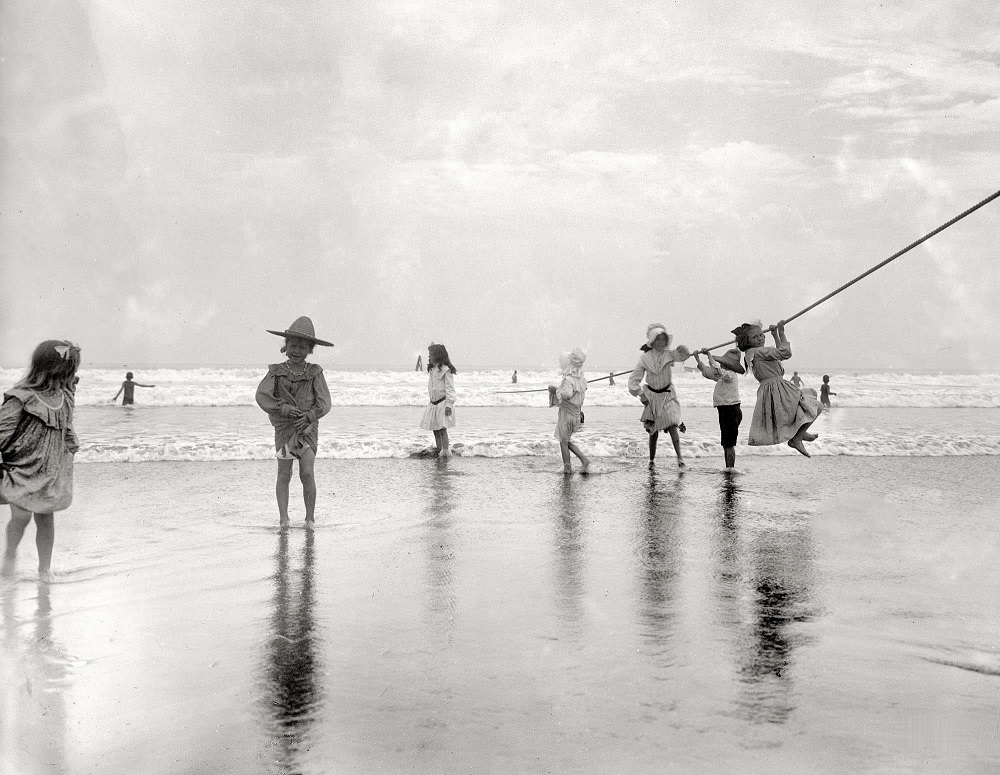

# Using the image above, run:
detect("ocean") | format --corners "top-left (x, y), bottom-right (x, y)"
top-left (2, 366), bottom-right (998, 461)
top-left (1, 366), bottom-right (998, 774)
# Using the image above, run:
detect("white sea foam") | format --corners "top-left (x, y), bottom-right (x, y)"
top-left (2, 367), bottom-right (997, 409)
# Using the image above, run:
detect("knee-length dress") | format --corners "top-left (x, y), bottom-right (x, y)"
top-left (255, 362), bottom-right (332, 459)
top-left (552, 373), bottom-right (587, 441)
top-left (744, 343), bottom-right (823, 446)
top-left (0, 387), bottom-right (78, 512)
top-left (420, 365), bottom-right (456, 431)
top-left (628, 349), bottom-right (684, 434)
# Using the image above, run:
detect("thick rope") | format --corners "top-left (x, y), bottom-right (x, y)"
top-left (703, 188), bottom-right (1000, 351)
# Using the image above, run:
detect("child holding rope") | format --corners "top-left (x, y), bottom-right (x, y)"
top-left (732, 320), bottom-right (822, 457)
top-left (548, 348), bottom-right (591, 474)
top-left (693, 347), bottom-right (744, 471)
top-left (628, 324), bottom-right (692, 468)
top-left (420, 343), bottom-right (457, 457)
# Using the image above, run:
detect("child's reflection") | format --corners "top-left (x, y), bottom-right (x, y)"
top-left (553, 477), bottom-right (586, 637)
top-left (262, 529), bottom-right (321, 769)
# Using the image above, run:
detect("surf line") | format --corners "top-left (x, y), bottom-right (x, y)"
top-left (702, 187), bottom-right (1000, 352)
top-left (496, 188), bottom-right (1000, 394)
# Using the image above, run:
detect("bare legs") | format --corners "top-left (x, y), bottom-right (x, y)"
top-left (2, 505), bottom-right (55, 580)
top-left (724, 446), bottom-right (736, 469)
top-left (560, 440), bottom-right (590, 474)
top-left (275, 447), bottom-right (318, 527)
top-left (648, 427), bottom-right (685, 468)
top-left (433, 429), bottom-right (451, 457)
top-left (788, 421), bottom-right (818, 457)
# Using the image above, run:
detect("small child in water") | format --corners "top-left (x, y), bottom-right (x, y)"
top-left (628, 323), bottom-right (691, 468)
top-left (820, 375), bottom-right (837, 407)
top-left (1, 340), bottom-right (82, 582)
top-left (255, 317), bottom-right (333, 527)
top-left (548, 348), bottom-right (591, 474)
top-left (420, 343), bottom-right (456, 457)
top-left (732, 320), bottom-right (822, 457)
top-left (112, 371), bottom-right (155, 405)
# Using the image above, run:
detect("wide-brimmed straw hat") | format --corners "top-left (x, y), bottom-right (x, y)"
top-left (266, 316), bottom-right (334, 346)
top-left (714, 348), bottom-right (745, 374)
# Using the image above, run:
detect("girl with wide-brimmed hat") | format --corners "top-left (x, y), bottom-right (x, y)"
top-left (255, 317), bottom-right (333, 527)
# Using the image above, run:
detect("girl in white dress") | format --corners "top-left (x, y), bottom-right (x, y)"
top-left (548, 348), bottom-right (591, 474)
top-left (419, 343), bottom-right (457, 457)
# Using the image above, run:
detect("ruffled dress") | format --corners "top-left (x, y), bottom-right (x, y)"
top-left (0, 386), bottom-right (79, 512)
top-left (420, 366), bottom-right (456, 431)
top-left (628, 349), bottom-right (684, 434)
top-left (744, 343), bottom-right (823, 446)
top-left (552, 373), bottom-right (587, 441)
top-left (255, 362), bottom-right (332, 459)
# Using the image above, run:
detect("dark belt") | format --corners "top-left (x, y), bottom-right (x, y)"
top-left (646, 384), bottom-right (672, 394)
top-left (430, 396), bottom-right (446, 405)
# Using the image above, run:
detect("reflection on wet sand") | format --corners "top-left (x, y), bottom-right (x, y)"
top-left (711, 475), bottom-right (817, 724)
top-left (0, 583), bottom-right (69, 773)
top-left (261, 529), bottom-right (321, 772)
top-left (634, 469), bottom-right (684, 657)
top-left (553, 477), bottom-right (586, 637)
top-left (423, 459), bottom-right (458, 643)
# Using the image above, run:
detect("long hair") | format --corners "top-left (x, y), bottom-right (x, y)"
top-left (731, 322), bottom-right (762, 352)
top-left (427, 343), bottom-right (457, 374)
top-left (17, 340), bottom-right (82, 393)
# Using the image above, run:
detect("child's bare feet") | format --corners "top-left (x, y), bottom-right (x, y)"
top-left (439, 448), bottom-right (451, 458)
top-left (677, 459), bottom-right (687, 468)
top-left (787, 438), bottom-right (811, 457)
top-left (38, 569), bottom-right (57, 584)
top-left (803, 432), bottom-right (818, 442)
top-left (563, 465), bottom-right (573, 474)
top-left (679, 423), bottom-right (687, 433)
top-left (648, 460), bottom-right (656, 469)
top-left (580, 458), bottom-right (591, 473)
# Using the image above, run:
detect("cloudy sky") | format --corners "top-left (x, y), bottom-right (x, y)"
top-left (1, 0), bottom-right (998, 371)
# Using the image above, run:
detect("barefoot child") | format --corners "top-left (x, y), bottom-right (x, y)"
top-left (548, 348), bottom-right (591, 474)
top-left (1, 340), bottom-right (81, 582)
top-left (732, 320), bottom-right (822, 457)
top-left (256, 317), bottom-right (333, 527)
top-left (693, 348), bottom-right (744, 470)
top-left (628, 324), bottom-right (692, 468)
top-left (420, 343), bottom-right (456, 457)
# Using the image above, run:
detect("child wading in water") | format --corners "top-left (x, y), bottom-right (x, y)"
top-left (112, 371), bottom-right (155, 405)
top-left (256, 317), bottom-right (333, 527)
top-left (420, 343), bottom-right (456, 457)
top-left (820, 375), bottom-right (837, 408)
top-left (628, 323), bottom-right (692, 468)
top-left (548, 348), bottom-right (591, 474)
top-left (693, 347), bottom-right (744, 471)
top-left (733, 320), bottom-right (823, 457)
top-left (1, 340), bottom-right (81, 582)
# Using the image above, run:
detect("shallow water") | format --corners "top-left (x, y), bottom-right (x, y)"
top-left (1, 455), bottom-right (998, 773)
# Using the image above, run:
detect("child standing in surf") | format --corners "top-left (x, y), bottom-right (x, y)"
top-left (256, 317), bottom-right (333, 527)
top-left (548, 348), bottom-right (591, 474)
top-left (420, 343), bottom-right (456, 457)
top-left (1, 340), bottom-right (81, 582)
top-left (628, 323), bottom-right (692, 468)
top-left (693, 347), bottom-right (745, 471)
top-left (732, 320), bottom-right (823, 457)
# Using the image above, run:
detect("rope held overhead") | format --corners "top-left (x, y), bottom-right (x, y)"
top-left (703, 187), bottom-right (1000, 351)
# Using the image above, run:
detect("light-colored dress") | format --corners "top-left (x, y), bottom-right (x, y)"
top-left (0, 386), bottom-right (78, 512)
top-left (420, 366), bottom-right (456, 431)
top-left (628, 349), bottom-right (684, 433)
top-left (744, 342), bottom-right (823, 445)
top-left (553, 373), bottom-right (587, 441)
top-left (255, 362), bottom-right (332, 459)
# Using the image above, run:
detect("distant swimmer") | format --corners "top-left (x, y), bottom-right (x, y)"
top-left (112, 371), bottom-right (156, 405)
top-left (512, 370), bottom-right (518, 384)
top-left (790, 371), bottom-right (803, 388)
top-left (415, 354), bottom-right (423, 371)
top-left (820, 375), bottom-right (837, 408)
top-left (608, 372), bottom-right (615, 386)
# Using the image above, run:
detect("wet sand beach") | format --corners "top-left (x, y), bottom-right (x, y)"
top-left (2, 455), bottom-right (998, 774)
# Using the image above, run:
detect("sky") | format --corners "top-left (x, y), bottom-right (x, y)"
top-left (1, 0), bottom-right (999, 371)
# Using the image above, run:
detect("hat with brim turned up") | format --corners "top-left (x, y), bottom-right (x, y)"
top-left (266, 316), bottom-right (334, 346)
top-left (714, 348), bottom-right (745, 374)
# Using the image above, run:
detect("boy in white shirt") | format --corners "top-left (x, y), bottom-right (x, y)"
top-left (693, 348), bottom-right (744, 471)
